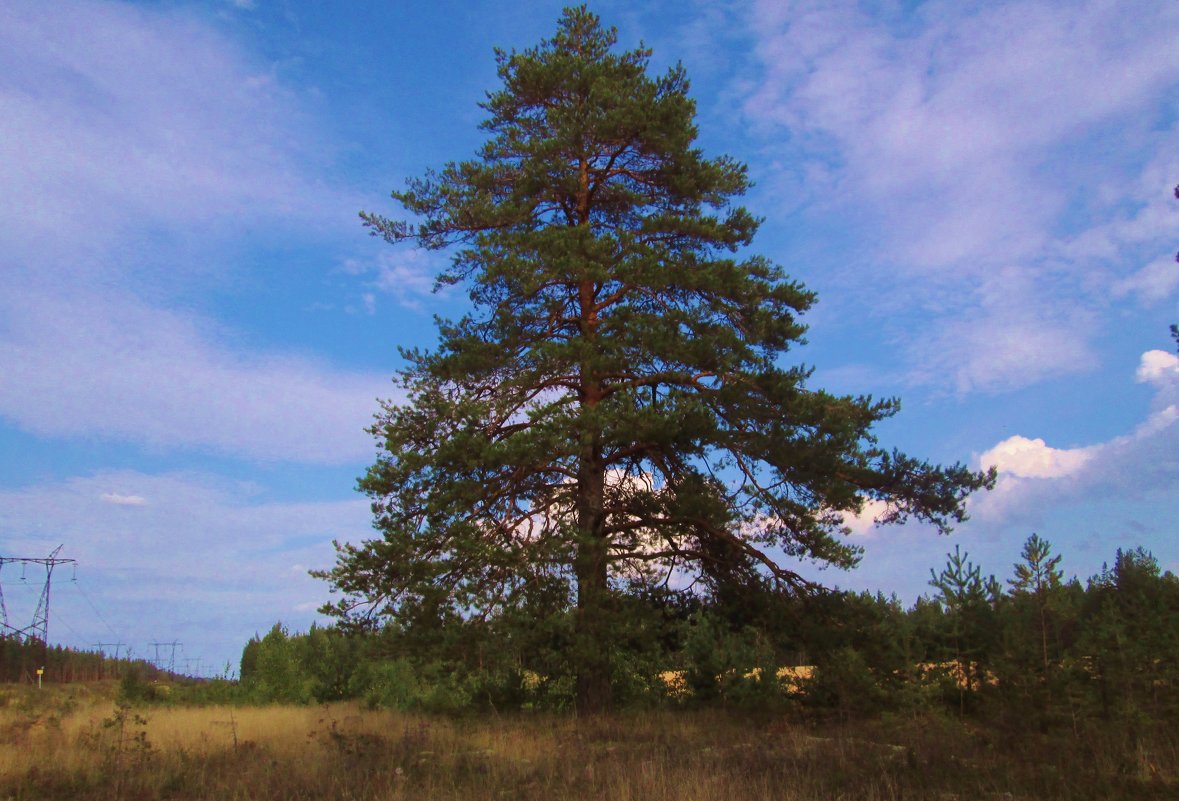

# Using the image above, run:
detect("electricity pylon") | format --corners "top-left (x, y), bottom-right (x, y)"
top-left (149, 640), bottom-right (181, 674)
top-left (0, 545), bottom-right (76, 647)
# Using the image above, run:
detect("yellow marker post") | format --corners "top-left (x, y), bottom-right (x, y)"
top-left (36, 667), bottom-right (44, 689)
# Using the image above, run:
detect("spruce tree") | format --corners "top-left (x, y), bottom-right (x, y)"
top-left (1081, 549), bottom-right (1179, 727)
top-left (1001, 533), bottom-right (1070, 729)
top-left (930, 545), bottom-right (1000, 714)
top-left (1008, 533), bottom-right (1064, 675)
top-left (318, 6), bottom-right (992, 713)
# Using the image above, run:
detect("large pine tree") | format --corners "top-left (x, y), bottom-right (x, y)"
top-left (319, 6), bottom-right (992, 713)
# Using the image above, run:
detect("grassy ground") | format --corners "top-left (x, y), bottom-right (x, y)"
top-left (0, 683), bottom-right (1175, 800)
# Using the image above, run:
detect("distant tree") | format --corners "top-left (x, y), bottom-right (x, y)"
top-left (239, 635), bottom-right (260, 683)
top-left (318, 5), bottom-right (992, 714)
top-left (1010, 534), bottom-right (1062, 595)
top-left (300, 624), bottom-right (367, 702)
top-left (998, 534), bottom-right (1074, 730)
top-left (1080, 548), bottom-right (1179, 726)
top-left (1008, 533), bottom-right (1063, 674)
top-left (243, 624), bottom-right (311, 704)
top-left (930, 546), bottom-right (1001, 620)
top-left (930, 546), bottom-right (1000, 715)
top-left (681, 610), bottom-right (777, 706)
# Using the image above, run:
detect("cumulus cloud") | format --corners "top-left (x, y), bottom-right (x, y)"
top-left (841, 498), bottom-right (890, 537)
top-left (1136, 349), bottom-right (1179, 385)
top-left (739, 0), bottom-right (1179, 394)
top-left (972, 351), bottom-right (1179, 523)
top-left (979, 435), bottom-right (1092, 480)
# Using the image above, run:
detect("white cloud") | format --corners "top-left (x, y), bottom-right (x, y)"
top-left (841, 498), bottom-right (889, 537)
top-left (979, 435), bottom-right (1092, 480)
top-left (1114, 257), bottom-right (1179, 305)
top-left (972, 351), bottom-right (1179, 523)
top-left (0, 0), bottom-right (357, 277)
top-left (375, 253), bottom-right (438, 306)
top-left (1136, 349), bottom-right (1179, 385)
top-left (343, 249), bottom-right (443, 312)
top-left (908, 309), bottom-right (1093, 395)
top-left (740, 0), bottom-right (1179, 394)
top-left (0, 286), bottom-right (390, 463)
top-left (746, 0), bottom-right (1179, 264)
top-left (100, 493), bottom-right (148, 506)
top-left (0, 1), bottom-right (396, 464)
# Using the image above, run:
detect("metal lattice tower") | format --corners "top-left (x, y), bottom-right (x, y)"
top-left (150, 640), bottom-right (181, 674)
top-left (93, 642), bottom-right (127, 661)
top-left (93, 642), bottom-right (128, 678)
top-left (0, 545), bottom-right (76, 647)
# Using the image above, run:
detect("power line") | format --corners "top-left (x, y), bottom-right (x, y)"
top-left (52, 612), bottom-right (89, 645)
top-left (70, 578), bottom-right (124, 642)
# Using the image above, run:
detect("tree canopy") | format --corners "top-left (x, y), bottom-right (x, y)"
top-left (317, 6), bottom-right (993, 713)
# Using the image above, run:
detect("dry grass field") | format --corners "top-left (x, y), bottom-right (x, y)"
top-left (0, 682), bottom-right (1175, 801)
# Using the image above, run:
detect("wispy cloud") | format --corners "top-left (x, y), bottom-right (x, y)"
top-left (342, 249), bottom-right (446, 313)
top-left (100, 493), bottom-right (148, 506)
top-left (0, 1), bottom-right (393, 464)
top-left (740, 0), bottom-right (1179, 393)
top-left (1115, 257), bottom-right (1179, 305)
top-left (0, 0), bottom-right (357, 276)
top-left (0, 286), bottom-right (389, 463)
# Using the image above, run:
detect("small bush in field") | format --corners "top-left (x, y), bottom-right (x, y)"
top-left (799, 646), bottom-right (888, 719)
top-left (359, 659), bottom-right (421, 711)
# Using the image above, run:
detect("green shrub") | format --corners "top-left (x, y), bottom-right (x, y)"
top-left (800, 646), bottom-right (887, 719)
top-left (681, 612), bottom-right (783, 708)
top-left (359, 658), bottom-right (420, 710)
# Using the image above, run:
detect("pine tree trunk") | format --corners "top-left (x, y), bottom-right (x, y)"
top-left (573, 154), bottom-right (612, 715)
top-left (575, 550), bottom-right (612, 714)
top-left (574, 453), bottom-right (612, 715)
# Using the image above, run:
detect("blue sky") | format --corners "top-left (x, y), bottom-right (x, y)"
top-left (1, 0), bottom-right (1177, 676)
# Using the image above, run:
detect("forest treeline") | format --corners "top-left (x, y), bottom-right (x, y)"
top-left (3, 534), bottom-right (1175, 740)
top-left (235, 536), bottom-right (1179, 733)
top-left (0, 639), bottom-right (169, 684)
